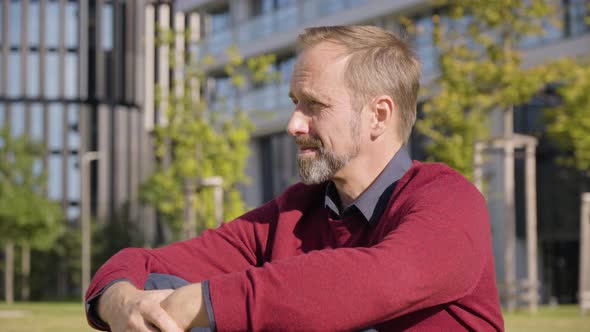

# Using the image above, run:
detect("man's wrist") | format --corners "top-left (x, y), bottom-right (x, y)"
top-left (98, 281), bottom-right (137, 324)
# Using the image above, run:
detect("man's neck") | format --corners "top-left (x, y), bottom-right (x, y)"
top-left (332, 143), bottom-right (402, 208)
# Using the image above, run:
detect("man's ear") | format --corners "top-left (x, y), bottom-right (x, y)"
top-left (369, 95), bottom-right (395, 139)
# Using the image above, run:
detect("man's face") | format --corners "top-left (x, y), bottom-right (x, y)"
top-left (287, 42), bottom-right (364, 184)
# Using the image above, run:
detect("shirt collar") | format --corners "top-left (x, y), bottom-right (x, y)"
top-left (324, 146), bottom-right (412, 225)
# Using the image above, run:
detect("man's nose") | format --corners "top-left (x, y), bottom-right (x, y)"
top-left (287, 110), bottom-right (309, 136)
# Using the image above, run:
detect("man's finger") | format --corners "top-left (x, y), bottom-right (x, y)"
top-left (147, 289), bottom-right (175, 302)
top-left (144, 305), bottom-right (183, 332)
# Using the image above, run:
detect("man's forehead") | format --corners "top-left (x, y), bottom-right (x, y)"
top-left (295, 41), bottom-right (349, 67)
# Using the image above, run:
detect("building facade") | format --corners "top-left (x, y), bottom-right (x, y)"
top-left (176, 0), bottom-right (590, 305)
top-left (0, 0), bottom-right (181, 298)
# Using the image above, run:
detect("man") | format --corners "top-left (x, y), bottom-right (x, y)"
top-left (86, 26), bottom-right (504, 331)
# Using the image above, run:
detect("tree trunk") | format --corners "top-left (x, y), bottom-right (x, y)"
top-left (4, 242), bottom-right (14, 304)
top-left (21, 244), bottom-right (31, 301)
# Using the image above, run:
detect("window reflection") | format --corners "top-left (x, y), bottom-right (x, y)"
top-left (48, 154), bottom-right (63, 200)
top-left (568, 0), bottom-right (589, 36)
top-left (65, 2), bottom-right (78, 48)
top-left (68, 104), bottom-right (79, 150)
top-left (0, 104), bottom-right (4, 128)
top-left (8, 51), bottom-right (21, 97)
top-left (28, 53), bottom-right (40, 97)
top-left (67, 206), bottom-right (80, 220)
top-left (46, 1), bottom-right (59, 48)
top-left (9, 1), bottom-right (21, 47)
top-left (68, 156), bottom-right (80, 201)
top-left (102, 3), bottom-right (113, 50)
top-left (0, 4), bottom-right (3, 45)
top-left (45, 52), bottom-right (59, 98)
top-left (48, 103), bottom-right (63, 151)
top-left (10, 103), bottom-right (25, 137)
top-left (29, 1), bottom-right (40, 46)
top-left (30, 103), bottom-right (44, 141)
top-left (413, 15), bottom-right (437, 74)
top-left (277, 56), bottom-right (296, 83)
top-left (65, 54), bottom-right (78, 98)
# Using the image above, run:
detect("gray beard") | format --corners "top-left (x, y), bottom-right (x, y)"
top-left (297, 144), bottom-right (359, 184)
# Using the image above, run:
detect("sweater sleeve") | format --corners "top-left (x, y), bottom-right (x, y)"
top-left (207, 176), bottom-right (492, 331)
top-left (84, 199), bottom-right (278, 330)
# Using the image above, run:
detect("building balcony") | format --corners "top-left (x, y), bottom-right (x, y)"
top-left (194, 0), bottom-right (420, 60)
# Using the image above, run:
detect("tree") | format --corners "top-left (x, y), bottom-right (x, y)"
top-left (405, 0), bottom-right (588, 313)
top-left (0, 127), bottom-right (63, 303)
top-left (413, 0), bottom-right (566, 178)
top-left (140, 28), bottom-right (276, 241)
top-left (545, 59), bottom-right (590, 177)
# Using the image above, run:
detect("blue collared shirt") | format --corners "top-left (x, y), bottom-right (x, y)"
top-left (324, 146), bottom-right (412, 225)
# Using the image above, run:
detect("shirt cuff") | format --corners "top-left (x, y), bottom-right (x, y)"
top-left (85, 278), bottom-right (130, 330)
top-left (202, 280), bottom-right (217, 332)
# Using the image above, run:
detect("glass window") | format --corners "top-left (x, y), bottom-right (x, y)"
top-left (7, 51), bottom-right (21, 97)
top-left (252, 0), bottom-right (274, 16)
top-left (46, 1), bottom-right (59, 48)
top-left (210, 8), bottom-right (231, 33)
top-left (278, 56), bottom-right (296, 83)
top-left (48, 154), bottom-right (63, 200)
top-left (0, 53), bottom-right (3, 93)
top-left (27, 52), bottom-right (40, 97)
top-left (48, 103), bottom-right (63, 151)
top-left (68, 104), bottom-right (79, 150)
top-left (45, 52), bottom-right (59, 98)
top-left (10, 103), bottom-right (25, 137)
top-left (67, 205), bottom-right (80, 220)
top-left (0, 3), bottom-right (3, 45)
top-left (568, 0), bottom-right (589, 36)
top-left (65, 53), bottom-right (78, 98)
top-left (32, 159), bottom-right (42, 177)
top-left (414, 15), bottom-right (437, 74)
top-left (102, 3), bottom-right (113, 50)
top-left (65, 2), bottom-right (78, 48)
top-left (9, 1), bottom-right (21, 47)
top-left (68, 155), bottom-right (79, 201)
top-left (209, 76), bottom-right (233, 100)
top-left (28, 1), bottom-right (40, 46)
top-left (30, 103), bottom-right (44, 141)
top-left (0, 104), bottom-right (4, 129)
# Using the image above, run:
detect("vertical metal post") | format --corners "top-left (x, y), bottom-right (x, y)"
top-left (525, 142), bottom-right (538, 313)
top-left (580, 193), bottom-right (590, 315)
top-left (503, 107), bottom-right (517, 313)
top-left (4, 242), bottom-right (14, 304)
top-left (201, 176), bottom-right (224, 227)
top-left (473, 141), bottom-right (484, 194)
top-left (80, 152), bottom-right (100, 301)
top-left (183, 178), bottom-right (197, 240)
top-left (20, 243), bottom-right (31, 301)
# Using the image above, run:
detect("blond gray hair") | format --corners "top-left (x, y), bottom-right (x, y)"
top-left (297, 26), bottom-right (422, 144)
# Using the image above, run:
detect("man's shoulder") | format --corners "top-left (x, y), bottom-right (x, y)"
top-left (400, 161), bottom-right (482, 200)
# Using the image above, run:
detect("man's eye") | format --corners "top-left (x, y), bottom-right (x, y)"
top-left (290, 99), bottom-right (298, 105)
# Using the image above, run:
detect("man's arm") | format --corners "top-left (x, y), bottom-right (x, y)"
top-left (85, 199), bottom-right (278, 330)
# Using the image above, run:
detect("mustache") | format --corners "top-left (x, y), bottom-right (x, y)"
top-left (295, 135), bottom-right (323, 148)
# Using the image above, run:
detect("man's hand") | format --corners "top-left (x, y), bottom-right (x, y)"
top-left (98, 281), bottom-right (183, 332)
top-left (160, 283), bottom-right (210, 330)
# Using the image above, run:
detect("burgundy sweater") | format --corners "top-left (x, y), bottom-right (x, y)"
top-left (86, 162), bottom-right (504, 331)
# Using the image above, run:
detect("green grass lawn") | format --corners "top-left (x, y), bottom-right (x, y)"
top-left (0, 302), bottom-right (589, 331)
